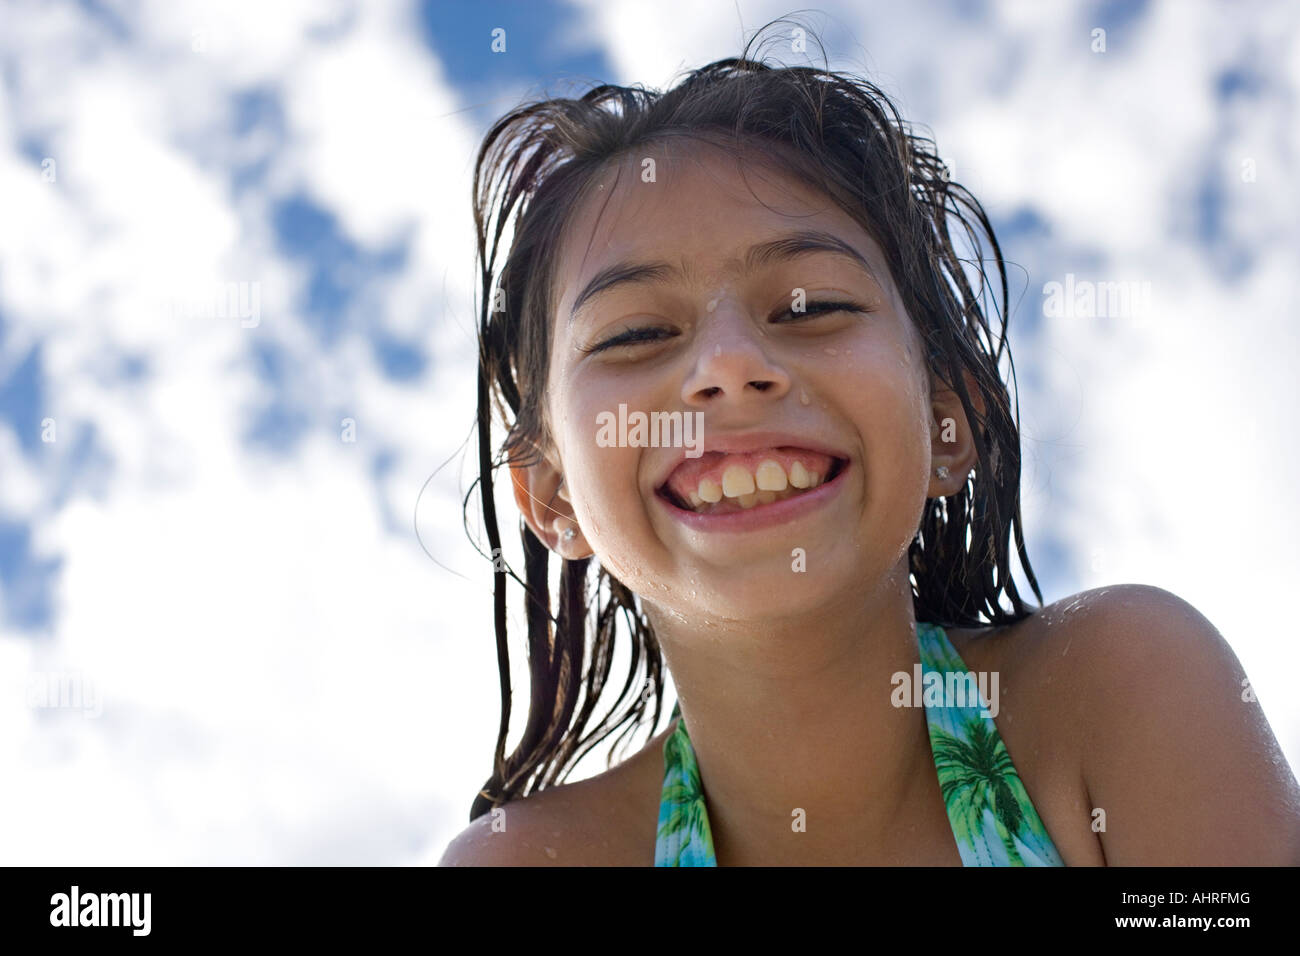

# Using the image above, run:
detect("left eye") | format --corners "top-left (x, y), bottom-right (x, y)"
top-left (772, 300), bottom-right (867, 322)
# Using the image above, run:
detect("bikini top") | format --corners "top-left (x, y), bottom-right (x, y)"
top-left (655, 620), bottom-right (1065, 866)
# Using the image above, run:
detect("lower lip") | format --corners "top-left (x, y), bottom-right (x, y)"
top-left (656, 462), bottom-right (850, 533)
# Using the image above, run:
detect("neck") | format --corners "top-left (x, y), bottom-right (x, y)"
top-left (647, 562), bottom-right (937, 865)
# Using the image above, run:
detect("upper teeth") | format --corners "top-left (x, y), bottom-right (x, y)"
top-left (683, 459), bottom-right (823, 511)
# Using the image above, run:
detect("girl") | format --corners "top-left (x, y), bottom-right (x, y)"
top-left (440, 22), bottom-right (1300, 866)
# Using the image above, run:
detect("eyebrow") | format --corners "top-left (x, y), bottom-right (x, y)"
top-left (568, 229), bottom-right (882, 323)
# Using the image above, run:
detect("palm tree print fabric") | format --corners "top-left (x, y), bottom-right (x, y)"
top-left (655, 706), bottom-right (717, 867)
top-left (654, 621), bottom-right (1065, 866)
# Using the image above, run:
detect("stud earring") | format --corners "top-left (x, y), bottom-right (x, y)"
top-left (562, 526), bottom-right (577, 542)
top-left (935, 465), bottom-right (950, 480)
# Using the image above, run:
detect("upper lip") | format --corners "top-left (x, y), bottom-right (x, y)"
top-left (653, 429), bottom-right (853, 492)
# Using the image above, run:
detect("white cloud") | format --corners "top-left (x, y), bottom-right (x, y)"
top-left (0, 0), bottom-right (500, 863)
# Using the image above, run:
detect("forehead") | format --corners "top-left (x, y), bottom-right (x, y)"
top-left (551, 138), bottom-right (896, 319)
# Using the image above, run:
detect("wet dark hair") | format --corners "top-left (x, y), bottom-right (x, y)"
top-left (465, 17), bottom-right (1043, 822)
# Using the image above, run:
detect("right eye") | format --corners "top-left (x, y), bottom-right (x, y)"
top-left (585, 326), bottom-right (678, 353)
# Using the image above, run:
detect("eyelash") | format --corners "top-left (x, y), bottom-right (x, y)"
top-left (583, 300), bottom-right (868, 353)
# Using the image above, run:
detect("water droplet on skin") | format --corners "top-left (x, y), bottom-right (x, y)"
top-left (824, 347), bottom-right (838, 356)
top-left (544, 846), bottom-right (557, 859)
top-left (706, 297), bottom-right (720, 312)
top-left (799, 389), bottom-right (811, 405)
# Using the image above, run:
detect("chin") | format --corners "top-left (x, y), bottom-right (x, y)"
top-left (673, 567), bottom-right (851, 624)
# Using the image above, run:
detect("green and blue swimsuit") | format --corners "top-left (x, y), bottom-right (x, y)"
top-left (655, 621), bottom-right (1065, 866)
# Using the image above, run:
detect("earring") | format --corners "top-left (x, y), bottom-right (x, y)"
top-left (935, 465), bottom-right (950, 480)
top-left (562, 526), bottom-right (577, 542)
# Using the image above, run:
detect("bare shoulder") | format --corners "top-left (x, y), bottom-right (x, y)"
top-left (947, 583), bottom-right (1234, 696)
top-left (990, 582), bottom-right (1257, 711)
top-left (438, 722), bottom-right (673, 867)
top-left (939, 588), bottom-right (1132, 865)
top-left (958, 583), bottom-right (1300, 865)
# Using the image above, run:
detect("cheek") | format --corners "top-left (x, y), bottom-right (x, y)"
top-left (570, 460), bottom-right (658, 589)
top-left (547, 349), bottom-right (678, 585)
top-left (838, 352), bottom-right (932, 495)
top-left (555, 386), bottom-right (651, 559)
top-left (839, 342), bottom-right (925, 428)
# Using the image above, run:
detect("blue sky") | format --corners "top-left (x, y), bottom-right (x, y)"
top-left (1, 0), bottom-right (1298, 863)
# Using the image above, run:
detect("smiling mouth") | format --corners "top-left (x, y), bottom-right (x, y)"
top-left (657, 453), bottom-right (848, 516)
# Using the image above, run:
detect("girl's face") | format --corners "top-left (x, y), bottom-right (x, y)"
top-left (535, 140), bottom-right (951, 624)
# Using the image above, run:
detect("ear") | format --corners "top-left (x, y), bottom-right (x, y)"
top-left (509, 447), bottom-right (591, 559)
top-left (928, 367), bottom-right (988, 497)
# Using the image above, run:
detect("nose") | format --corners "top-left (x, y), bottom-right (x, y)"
top-left (680, 298), bottom-right (791, 408)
